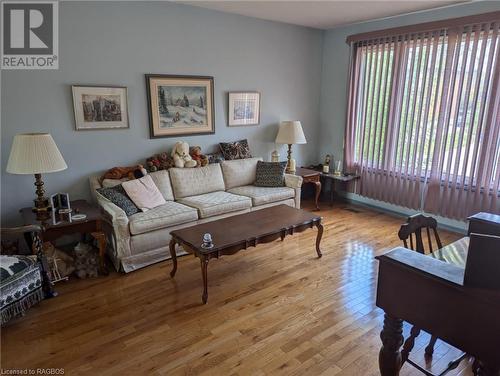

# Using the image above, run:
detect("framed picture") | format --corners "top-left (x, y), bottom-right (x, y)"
top-left (145, 74), bottom-right (215, 138)
top-left (228, 92), bottom-right (260, 126)
top-left (50, 193), bottom-right (71, 225)
top-left (72, 85), bottom-right (129, 130)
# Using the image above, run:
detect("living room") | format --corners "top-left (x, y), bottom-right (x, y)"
top-left (1, 1), bottom-right (499, 375)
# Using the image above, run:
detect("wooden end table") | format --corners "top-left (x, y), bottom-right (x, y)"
top-left (295, 167), bottom-right (322, 211)
top-left (169, 205), bottom-right (323, 304)
top-left (20, 200), bottom-right (110, 275)
top-left (320, 173), bottom-right (360, 205)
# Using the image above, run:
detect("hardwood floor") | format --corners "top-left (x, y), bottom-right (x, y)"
top-left (1, 202), bottom-right (471, 376)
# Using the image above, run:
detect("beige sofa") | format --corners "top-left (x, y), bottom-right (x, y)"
top-left (90, 158), bottom-right (303, 272)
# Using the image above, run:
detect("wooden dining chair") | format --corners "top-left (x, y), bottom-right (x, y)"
top-left (397, 214), bottom-right (467, 375)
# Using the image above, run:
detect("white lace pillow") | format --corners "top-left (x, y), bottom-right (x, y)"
top-left (122, 175), bottom-right (166, 211)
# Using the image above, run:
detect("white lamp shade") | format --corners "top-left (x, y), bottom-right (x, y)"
top-left (275, 121), bottom-right (307, 145)
top-left (6, 133), bottom-right (67, 174)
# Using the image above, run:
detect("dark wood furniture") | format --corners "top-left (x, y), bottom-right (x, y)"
top-left (376, 217), bottom-right (500, 376)
top-left (1, 225), bottom-right (55, 299)
top-left (295, 167), bottom-right (322, 210)
top-left (397, 214), bottom-right (465, 375)
top-left (398, 214), bottom-right (443, 255)
top-left (321, 173), bottom-right (360, 205)
top-left (169, 205), bottom-right (323, 304)
top-left (20, 200), bottom-right (110, 275)
top-left (467, 212), bottom-right (500, 237)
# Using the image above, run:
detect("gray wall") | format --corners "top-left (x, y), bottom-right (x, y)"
top-left (1, 1), bottom-right (323, 225)
top-left (318, 0), bottom-right (500, 163)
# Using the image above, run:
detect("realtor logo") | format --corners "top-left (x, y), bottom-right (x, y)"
top-left (1, 0), bottom-right (58, 69)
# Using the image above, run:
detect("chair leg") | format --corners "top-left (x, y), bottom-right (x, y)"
top-left (425, 335), bottom-right (438, 357)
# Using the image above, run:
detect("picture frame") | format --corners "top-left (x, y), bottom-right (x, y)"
top-left (145, 74), bottom-right (215, 138)
top-left (228, 92), bottom-right (260, 126)
top-left (71, 85), bottom-right (129, 130)
top-left (50, 193), bottom-right (71, 225)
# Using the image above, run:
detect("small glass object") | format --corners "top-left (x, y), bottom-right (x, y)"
top-left (334, 160), bottom-right (342, 176)
top-left (201, 233), bottom-right (214, 249)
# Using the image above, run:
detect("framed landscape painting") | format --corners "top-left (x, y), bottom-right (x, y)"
top-left (146, 74), bottom-right (215, 138)
top-left (228, 92), bottom-right (260, 126)
top-left (72, 85), bottom-right (129, 130)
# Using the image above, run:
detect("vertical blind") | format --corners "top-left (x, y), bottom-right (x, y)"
top-left (344, 15), bottom-right (500, 220)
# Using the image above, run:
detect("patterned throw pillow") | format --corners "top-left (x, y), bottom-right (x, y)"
top-left (254, 161), bottom-right (287, 187)
top-left (97, 185), bottom-right (139, 216)
top-left (206, 152), bottom-right (225, 164)
top-left (219, 139), bottom-right (252, 160)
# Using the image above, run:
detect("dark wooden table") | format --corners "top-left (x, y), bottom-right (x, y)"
top-left (295, 167), bottom-right (322, 210)
top-left (169, 205), bottom-right (323, 304)
top-left (376, 236), bottom-right (500, 375)
top-left (320, 173), bottom-right (360, 205)
top-left (20, 200), bottom-right (110, 275)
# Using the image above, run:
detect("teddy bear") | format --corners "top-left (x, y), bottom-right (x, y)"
top-left (73, 242), bottom-right (99, 279)
top-left (171, 141), bottom-right (197, 168)
top-left (102, 165), bottom-right (146, 181)
top-left (190, 146), bottom-right (209, 167)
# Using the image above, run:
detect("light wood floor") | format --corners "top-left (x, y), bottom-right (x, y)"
top-left (2, 202), bottom-right (473, 375)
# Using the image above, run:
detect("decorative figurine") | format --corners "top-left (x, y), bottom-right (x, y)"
top-left (271, 150), bottom-right (280, 163)
top-left (201, 233), bottom-right (214, 249)
top-left (334, 160), bottom-right (343, 176)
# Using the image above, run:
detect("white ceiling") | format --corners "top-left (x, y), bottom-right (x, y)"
top-left (177, 1), bottom-right (468, 30)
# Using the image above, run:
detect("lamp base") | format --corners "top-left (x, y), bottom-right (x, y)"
top-left (32, 173), bottom-right (52, 221)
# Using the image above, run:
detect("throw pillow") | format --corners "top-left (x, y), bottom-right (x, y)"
top-left (219, 139), bottom-right (252, 160)
top-left (96, 185), bottom-right (139, 216)
top-left (254, 161), bottom-right (287, 187)
top-left (205, 152), bottom-right (225, 164)
top-left (122, 175), bottom-right (166, 211)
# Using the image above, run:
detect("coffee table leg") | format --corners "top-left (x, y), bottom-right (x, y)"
top-left (314, 181), bottom-right (321, 211)
top-left (200, 255), bottom-right (209, 304)
top-left (315, 222), bottom-right (323, 258)
top-left (169, 239), bottom-right (177, 278)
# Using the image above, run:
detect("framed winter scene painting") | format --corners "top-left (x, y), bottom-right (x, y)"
top-left (228, 92), bottom-right (260, 126)
top-left (145, 74), bottom-right (215, 138)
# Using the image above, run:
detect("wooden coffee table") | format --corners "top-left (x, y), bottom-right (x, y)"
top-left (169, 204), bottom-right (323, 304)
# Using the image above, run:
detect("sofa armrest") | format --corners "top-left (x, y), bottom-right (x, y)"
top-left (94, 192), bottom-right (132, 271)
top-left (284, 174), bottom-right (303, 189)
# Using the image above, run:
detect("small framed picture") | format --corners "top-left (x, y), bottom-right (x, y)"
top-left (50, 193), bottom-right (71, 225)
top-left (228, 92), bottom-right (260, 126)
top-left (72, 85), bottom-right (129, 130)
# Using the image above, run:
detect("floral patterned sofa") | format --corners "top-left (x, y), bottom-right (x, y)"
top-left (90, 158), bottom-right (303, 272)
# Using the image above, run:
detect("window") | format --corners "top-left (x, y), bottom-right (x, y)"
top-left (344, 17), bottom-right (499, 219)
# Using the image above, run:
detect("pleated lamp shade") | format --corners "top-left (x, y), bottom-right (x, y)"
top-left (275, 121), bottom-right (307, 145)
top-left (7, 133), bottom-right (67, 174)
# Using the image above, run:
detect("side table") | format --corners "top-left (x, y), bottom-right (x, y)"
top-left (321, 173), bottom-right (360, 205)
top-left (295, 167), bottom-right (322, 211)
top-left (20, 200), bottom-right (110, 275)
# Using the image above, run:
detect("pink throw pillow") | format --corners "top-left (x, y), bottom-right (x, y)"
top-left (122, 175), bottom-right (166, 211)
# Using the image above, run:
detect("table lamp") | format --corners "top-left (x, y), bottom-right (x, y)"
top-left (275, 121), bottom-right (307, 173)
top-left (6, 133), bottom-right (67, 220)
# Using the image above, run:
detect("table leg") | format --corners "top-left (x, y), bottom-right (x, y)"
top-left (313, 181), bottom-right (321, 211)
top-left (169, 239), bottom-right (177, 278)
top-left (379, 314), bottom-right (404, 376)
top-left (315, 222), bottom-right (323, 258)
top-left (91, 231), bottom-right (108, 276)
top-left (330, 179), bottom-right (335, 206)
top-left (401, 326), bottom-right (420, 363)
top-left (200, 254), bottom-right (209, 304)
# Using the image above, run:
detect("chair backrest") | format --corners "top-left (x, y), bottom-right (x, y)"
top-left (1, 225), bottom-right (43, 255)
top-left (398, 214), bottom-right (443, 254)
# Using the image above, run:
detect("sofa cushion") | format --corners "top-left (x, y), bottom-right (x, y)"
top-left (122, 175), bottom-right (166, 211)
top-left (255, 161), bottom-right (287, 187)
top-left (219, 139), bottom-right (252, 160)
top-left (228, 185), bottom-right (295, 206)
top-left (148, 170), bottom-right (174, 201)
top-left (169, 164), bottom-right (225, 199)
top-left (178, 191), bottom-right (252, 219)
top-left (96, 185), bottom-right (139, 216)
top-left (220, 157), bottom-right (263, 190)
top-left (129, 201), bottom-right (198, 235)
